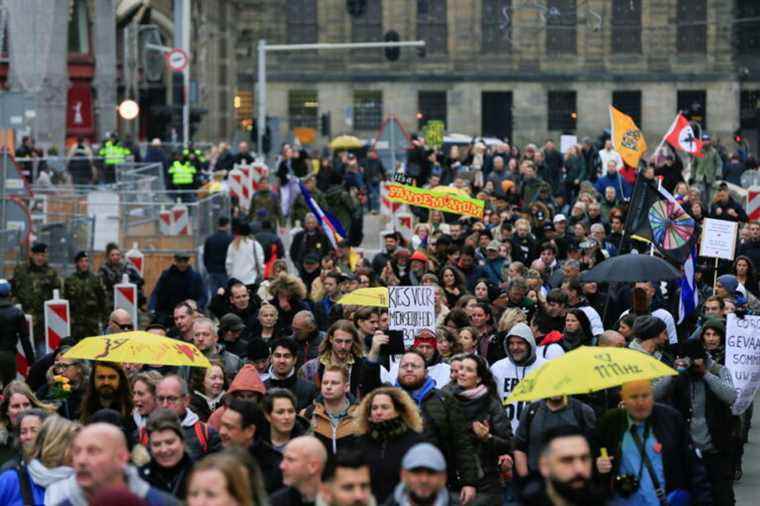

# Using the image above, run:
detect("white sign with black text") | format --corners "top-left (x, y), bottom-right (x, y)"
top-left (725, 313), bottom-right (760, 415)
top-left (388, 286), bottom-right (436, 348)
top-left (699, 218), bottom-right (739, 261)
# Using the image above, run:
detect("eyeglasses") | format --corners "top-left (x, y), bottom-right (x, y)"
top-left (111, 321), bottom-right (134, 331)
top-left (157, 395), bottom-right (182, 404)
top-left (52, 363), bottom-right (75, 372)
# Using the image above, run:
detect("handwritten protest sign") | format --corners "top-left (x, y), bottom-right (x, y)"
top-left (726, 313), bottom-right (760, 415)
top-left (386, 183), bottom-right (485, 218)
top-left (700, 218), bottom-right (739, 261)
top-left (388, 286), bottom-right (436, 348)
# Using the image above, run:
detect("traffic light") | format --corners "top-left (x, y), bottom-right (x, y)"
top-left (320, 112), bottom-right (331, 137)
top-left (346, 0), bottom-right (366, 17)
top-left (384, 30), bottom-right (400, 61)
top-left (734, 129), bottom-right (744, 144)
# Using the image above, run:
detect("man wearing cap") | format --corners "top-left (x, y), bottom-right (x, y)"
top-left (386, 443), bottom-right (454, 506)
top-left (299, 253), bottom-right (323, 298)
top-left (64, 251), bottom-right (107, 340)
top-left (0, 278), bottom-right (34, 385)
top-left (483, 240), bottom-right (505, 286)
top-left (290, 213), bottom-right (330, 271)
top-left (408, 250), bottom-right (429, 285)
top-left (150, 253), bottom-right (206, 325)
top-left (218, 313), bottom-right (249, 358)
top-left (11, 242), bottom-right (62, 348)
top-left (629, 315), bottom-right (672, 367)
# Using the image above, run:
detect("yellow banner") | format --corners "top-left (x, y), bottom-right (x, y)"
top-left (610, 105), bottom-right (647, 168)
top-left (386, 183), bottom-right (485, 219)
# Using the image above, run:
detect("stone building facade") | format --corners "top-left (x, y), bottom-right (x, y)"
top-left (232, 0), bottom-right (760, 152)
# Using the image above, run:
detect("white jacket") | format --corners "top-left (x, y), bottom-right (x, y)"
top-left (225, 237), bottom-right (264, 285)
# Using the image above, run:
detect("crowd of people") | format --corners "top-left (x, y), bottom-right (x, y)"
top-left (0, 129), bottom-right (757, 506)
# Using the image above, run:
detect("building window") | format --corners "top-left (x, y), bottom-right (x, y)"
top-left (611, 0), bottom-right (641, 54)
top-left (548, 91), bottom-right (577, 131)
top-left (417, 0), bottom-right (447, 54)
top-left (287, 0), bottom-right (318, 44)
top-left (678, 90), bottom-right (707, 130)
top-left (418, 91), bottom-right (447, 129)
top-left (741, 90), bottom-right (760, 130)
top-left (352, 0), bottom-right (383, 59)
top-left (546, 0), bottom-right (576, 55)
top-left (68, 0), bottom-right (91, 54)
top-left (677, 0), bottom-right (706, 54)
top-left (354, 90), bottom-right (383, 131)
top-left (612, 91), bottom-right (642, 128)
top-left (736, 0), bottom-right (760, 56)
top-left (288, 90), bottom-right (319, 129)
top-left (482, 0), bottom-right (511, 53)
top-left (482, 92), bottom-right (513, 141)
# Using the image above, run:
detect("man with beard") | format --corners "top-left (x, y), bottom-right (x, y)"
top-left (79, 363), bottom-right (134, 426)
top-left (519, 426), bottom-right (600, 505)
top-left (390, 351), bottom-right (478, 505)
top-left (317, 451), bottom-right (376, 506)
top-left (291, 213), bottom-right (331, 269)
top-left (372, 231), bottom-right (401, 276)
top-left (386, 443), bottom-right (455, 506)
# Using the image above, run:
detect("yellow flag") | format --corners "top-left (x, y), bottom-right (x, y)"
top-left (609, 106), bottom-right (647, 168)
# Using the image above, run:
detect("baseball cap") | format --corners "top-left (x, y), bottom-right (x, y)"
top-left (553, 214), bottom-right (567, 224)
top-left (220, 313), bottom-right (246, 333)
top-left (486, 240), bottom-right (501, 251)
top-left (0, 279), bottom-right (10, 297)
top-left (402, 443), bottom-right (446, 472)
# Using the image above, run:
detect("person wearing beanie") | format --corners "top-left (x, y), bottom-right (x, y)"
top-left (63, 251), bottom-right (107, 341)
top-left (0, 279), bottom-right (35, 386)
top-left (629, 315), bottom-right (669, 361)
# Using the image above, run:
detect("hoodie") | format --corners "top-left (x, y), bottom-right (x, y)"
top-left (386, 481), bottom-right (453, 506)
top-left (45, 465), bottom-right (179, 506)
top-left (490, 323), bottom-right (547, 433)
top-left (207, 364), bottom-right (266, 430)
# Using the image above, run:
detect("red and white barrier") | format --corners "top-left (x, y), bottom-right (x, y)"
top-left (395, 211), bottom-right (415, 243)
top-left (251, 163), bottom-right (269, 191)
top-left (228, 168), bottom-right (252, 212)
top-left (172, 203), bottom-right (191, 236)
top-left (16, 306), bottom-right (33, 379)
top-left (44, 289), bottom-right (70, 353)
top-left (748, 186), bottom-right (760, 222)
top-left (125, 242), bottom-right (145, 277)
top-left (159, 208), bottom-right (173, 235)
top-left (114, 274), bottom-right (138, 330)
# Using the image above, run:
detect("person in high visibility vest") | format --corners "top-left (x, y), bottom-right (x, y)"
top-left (169, 152), bottom-right (198, 202)
top-left (97, 134), bottom-right (131, 183)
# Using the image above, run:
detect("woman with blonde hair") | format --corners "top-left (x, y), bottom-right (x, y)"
top-left (0, 415), bottom-right (80, 505)
top-left (0, 381), bottom-right (55, 466)
top-left (187, 451), bottom-right (262, 506)
top-left (354, 386), bottom-right (423, 503)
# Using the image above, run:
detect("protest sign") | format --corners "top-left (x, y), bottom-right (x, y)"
top-left (560, 134), bottom-right (578, 154)
top-left (388, 286), bottom-right (435, 347)
top-left (699, 218), bottom-right (738, 261)
top-left (725, 313), bottom-right (760, 415)
top-left (386, 183), bottom-right (485, 219)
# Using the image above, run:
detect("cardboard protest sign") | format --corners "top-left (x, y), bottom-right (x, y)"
top-left (725, 313), bottom-right (760, 415)
top-left (388, 286), bottom-right (436, 348)
top-left (386, 183), bottom-right (485, 219)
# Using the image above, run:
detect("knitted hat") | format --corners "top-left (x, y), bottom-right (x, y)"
top-left (632, 315), bottom-right (667, 341)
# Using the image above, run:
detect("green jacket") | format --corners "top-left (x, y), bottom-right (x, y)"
top-left (564, 154), bottom-right (587, 184)
top-left (249, 189), bottom-right (283, 227)
top-left (64, 270), bottom-right (107, 339)
top-left (692, 146), bottom-right (723, 185)
top-left (291, 187), bottom-right (328, 226)
top-left (11, 261), bottom-right (61, 317)
top-left (324, 186), bottom-right (357, 232)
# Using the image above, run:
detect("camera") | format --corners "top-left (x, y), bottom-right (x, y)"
top-left (614, 475), bottom-right (640, 497)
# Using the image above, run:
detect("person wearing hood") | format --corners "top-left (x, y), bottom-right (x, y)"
top-left (386, 443), bottom-right (455, 506)
top-left (0, 415), bottom-right (78, 506)
top-left (716, 273), bottom-right (760, 313)
top-left (150, 253), bottom-right (206, 323)
top-left (491, 323), bottom-right (548, 434)
top-left (138, 409), bottom-right (193, 501)
top-left (253, 389), bottom-right (311, 493)
top-left (451, 354), bottom-right (512, 505)
top-left (153, 375), bottom-right (221, 461)
top-left (561, 308), bottom-right (594, 350)
top-left (46, 423), bottom-right (179, 506)
top-left (207, 364), bottom-right (267, 430)
top-left (655, 322), bottom-right (739, 506)
top-left (264, 338), bottom-right (318, 412)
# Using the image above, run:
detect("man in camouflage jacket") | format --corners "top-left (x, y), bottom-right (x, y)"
top-left (64, 251), bottom-right (107, 340)
top-left (11, 242), bottom-right (62, 346)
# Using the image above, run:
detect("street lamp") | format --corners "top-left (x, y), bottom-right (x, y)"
top-left (118, 99), bottom-right (140, 120)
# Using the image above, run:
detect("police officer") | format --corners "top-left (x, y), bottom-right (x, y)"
top-left (97, 133), bottom-right (130, 183)
top-left (168, 150), bottom-right (198, 201)
top-left (0, 279), bottom-right (34, 386)
top-left (64, 251), bottom-right (107, 340)
top-left (10, 242), bottom-right (61, 352)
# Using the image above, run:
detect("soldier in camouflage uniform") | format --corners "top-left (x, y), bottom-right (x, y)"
top-left (290, 173), bottom-right (328, 227)
top-left (64, 251), bottom-right (106, 340)
top-left (11, 242), bottom-right (62, 349)
top-left (248, 178), bottom-right (283, 228)
top-left (98, 242), bottom-right (145, 312)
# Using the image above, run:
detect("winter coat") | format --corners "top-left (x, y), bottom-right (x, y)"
top-left (0, 459), bottom-right (74, 506)
top-left (207, 364), bottom-right (267, 430)
top-left (151, 265), bottom-right (206, 317)
top-left (138, 453), bottom-right (193, 500)
top-left (265, 370), bottom-right (318, 412)
top-left (251, 416), bottom-right (311, 493)
top-left (324, 185), bottom-right (357, 233)
top-left (301, 398), bottom-right (359, 457)
top-left (225, 238), bottom-right (265, 286)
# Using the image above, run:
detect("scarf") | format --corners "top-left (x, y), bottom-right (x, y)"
top-left (27, 459), bottom-right (74, 487)
top-left (368, 417), bottom-right (409, 442)
top-left (457, 384), bottom-right (488, 400)
top-left (403, 376), bottom-right (437, 405)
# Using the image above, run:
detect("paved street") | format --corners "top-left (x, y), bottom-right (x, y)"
top-left (736, 401), bottom-right (759, 505)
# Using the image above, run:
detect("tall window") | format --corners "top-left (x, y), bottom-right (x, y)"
top-left (678, 90), bottom-right (707, 130)
top-left (417, 0), bottom-right (447, 54)
top-left (736, 0), bottom-right (760, 56)
top-left (612, 91), bottom-right (642, 128)
top-left (740, 90), bottom-right (760, 130)
top-left (548, 91), bottom-right (577, 131)
top-left (611, 0), bottom-right (641, 53)
top-left (352, 0), bottom-right (383, 59)
top-left (354, 90), bottom-right (383, 131)
top-left (288, 90), bottom-right (319, 129)
top-left (546, 0), bottom-right (576, 55)
top-left (287, 0), bottom-right (318, 44)
top-left (68, 0), bottom-right (91, 54)
top-left (418, 91), bottom-right (447, 129)
top-left (482, 0), bottom-right (511, 53)
top-left (677, 0), bottom-right (706, 53)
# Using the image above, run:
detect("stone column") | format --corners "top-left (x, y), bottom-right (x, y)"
top-left (6, 0), bottom-right (69, 149)
top-left (93, 0), bottom-right (117, 139)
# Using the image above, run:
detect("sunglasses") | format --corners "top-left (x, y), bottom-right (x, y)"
top-left (111, 321), bottom-right (134, 331)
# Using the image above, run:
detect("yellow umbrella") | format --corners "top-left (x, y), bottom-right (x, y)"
top-left (330, 135), bottom-right (363, 150)
top-left (62, 331), bottom-right (212, 368)
top-left (505, 346), bottom-right (676, 404)
top-left (338, 287), bottom-right (389, 308)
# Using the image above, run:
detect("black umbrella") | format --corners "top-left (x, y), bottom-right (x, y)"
top-left (581, 253), bottom-right (681, 283)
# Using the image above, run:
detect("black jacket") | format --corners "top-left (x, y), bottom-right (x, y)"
top-left (139, 453), bottom-right (193, 500)
top-left (356, 426), bottom-right (423, 504)
top-left (203, 230), bottom-right (233, 275)
top-left (264, 372), bottom-right (317, 412)
top-left (152, 266), bottom-right (205, 316)
top-left (0, 300), bottom-right (33, 360)
top-left (594, 403), bottom-right (711, 504)
top-left (251, 417), bottom-right (310, 493)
